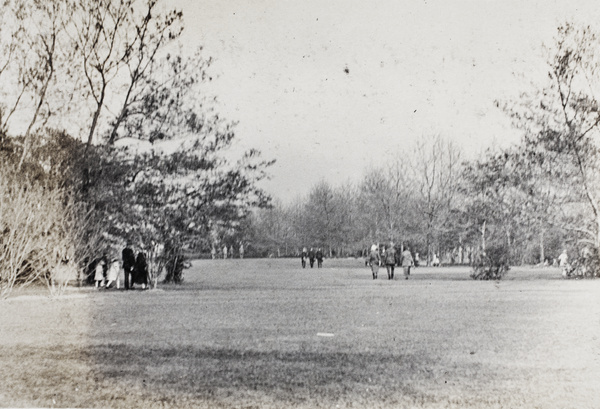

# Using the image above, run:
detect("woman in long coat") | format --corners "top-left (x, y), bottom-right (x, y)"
top-left (368, 244), bottom-right (381, 279)
top-left (134, 252), bottom-right (149, 289)
top-left (400, 247), bottom-right (414, 280)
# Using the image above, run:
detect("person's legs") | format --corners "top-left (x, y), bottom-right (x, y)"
top-left (124, 267), bottom-right (130, 290)
top-left (404, 266), bottom-right (410, 279)
top-left (387, 265), bottom-right (394, 279)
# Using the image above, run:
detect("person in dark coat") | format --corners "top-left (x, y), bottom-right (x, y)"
top-left (316, 248), bottom-right (324, 268)
top-left (122, 246), bottom-right (136, 290)
top-left (308, 248), bottom-right (316, 268)
top-left (134, 252), bottom-right (149, 289)
top-left (301, 247), bottom-right (308, 268)
top-left (384, 242), bottom-right (397, 280)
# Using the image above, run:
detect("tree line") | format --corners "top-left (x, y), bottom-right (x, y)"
top-left (246, 23), bottom-right (600, 279)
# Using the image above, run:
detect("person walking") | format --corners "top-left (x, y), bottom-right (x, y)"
top-left (384, 242), bottom-right (397, 280)
top-left (368, 244), bottom-right (381, 279)
top-left (400, 246), bottom-right (414, 280)
top-left (301, 247), bottom-right (308, 268)
top-left (211, 245), bottom-right (216, 259)
top-left (239, 242), bottom-right (244, 259)
top-left (308, 248), bottom-right (316, 268)
top-left (223, 245), bottom-right (228, 259)
top-left (316, 248), bottom-right (324, 268)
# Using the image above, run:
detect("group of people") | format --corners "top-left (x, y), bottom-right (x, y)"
top-left (300, 247), bottom-right (324, 268)
top-left (92, 246), bottom-right (149, 290)
top-left (211, 243), bottom-right (245, 259)
top-left (367, 243), bottom-right (414, 280)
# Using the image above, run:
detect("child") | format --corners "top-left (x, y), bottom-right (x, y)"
top-left (105, 258), bottom-right (120, 289)
top-left (94, 258), bottom-right (106, 288)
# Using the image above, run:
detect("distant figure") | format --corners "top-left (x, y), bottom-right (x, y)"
top-left (415, 252), bottom-right (420, 267)
top-left (122, 246), bottom-right (136, 290)
top-left (308, 248), bottom-right (316, 268)
top-left (134, 252), bottom-right (149, 289)
top-left (301, 247), bottom-right (308, 268)
top-left (558, 249), bottom-right (568, 267)
top-left (431, 253), bottom-right (440, 267)
top-left (316, 248), bottom-right (324, 268)
top-left (384, 242), bottom-right (397, 280)
top-left (400, 247), bottom-right (414, 279)
top-left (105, 258), bottom-right (120, 289)
top-left (94, 257), bottom-right (106, 288)
top-left (239, 243), bottom-right (244, 259)
top-left (368, 244), bottom-right (381, 279)
top-left (211, 246), bottom-right (216, 259)
top-left (223, 245), bottom-right (228, 260)
top-left (230, 245), bottom-right (234, 259)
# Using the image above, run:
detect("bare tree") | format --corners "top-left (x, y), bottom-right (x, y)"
top-left (412, 135), bottom-right (462, 265)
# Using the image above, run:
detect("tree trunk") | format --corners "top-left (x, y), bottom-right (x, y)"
top-left (539, 230), bottom-right (545, 264)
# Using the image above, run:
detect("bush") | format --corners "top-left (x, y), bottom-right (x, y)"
top-left (162, 240), bottom-right (189, 284)
top-left (470, 243), bottom-right (510, 280)
top-left (563, 247), bottom-right (600, 278)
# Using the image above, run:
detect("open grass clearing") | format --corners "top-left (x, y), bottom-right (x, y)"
top-left (1, 258), bottom-right (599, 408)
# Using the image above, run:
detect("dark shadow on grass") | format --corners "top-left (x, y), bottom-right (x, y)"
top-left (0, 344), bottom-right (483, 408)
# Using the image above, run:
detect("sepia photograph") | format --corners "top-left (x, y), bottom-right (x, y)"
top-left (1, 0), bottom-right (599, 408)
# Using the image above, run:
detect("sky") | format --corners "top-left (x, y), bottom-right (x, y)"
top-left (162, 0), bottom-right (600, 203)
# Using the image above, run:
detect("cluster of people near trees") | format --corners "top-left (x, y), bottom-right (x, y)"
top-left (367, 243), bottom-right (414, 280)
top-left (211, 243), bottom-right (244, 259)
top-left (300, 247), bottom-right (324, 268)
top-left (91, 246), bottom-right (148, 290)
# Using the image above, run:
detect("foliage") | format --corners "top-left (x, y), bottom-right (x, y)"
top-left (470, 242), bottom-right (511, 280)
top-left (502, 23), bottom-right (600, 252)
top-left (0, 158), bottom-right (101, 298)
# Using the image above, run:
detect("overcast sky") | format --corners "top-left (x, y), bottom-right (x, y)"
top-left (162, 0), bottom-right (600, 203)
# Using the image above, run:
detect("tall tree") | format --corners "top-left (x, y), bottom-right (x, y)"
top-left (503, 22), bottom-right (600, 252)
top-left (412, 135), bottom-right (462, 265)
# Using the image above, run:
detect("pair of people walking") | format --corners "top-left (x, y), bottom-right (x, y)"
top-left (368, 243), bottom-right (413, 280)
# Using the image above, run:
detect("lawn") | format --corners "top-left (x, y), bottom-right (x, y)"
top-left (1, 258), bottom-right (599, 408)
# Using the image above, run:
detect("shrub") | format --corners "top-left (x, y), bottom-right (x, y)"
top-left (470, 242), bottom-right (510, 280)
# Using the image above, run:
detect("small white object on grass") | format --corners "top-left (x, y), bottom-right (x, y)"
top-left (317, 332), bottom-right (334, 337)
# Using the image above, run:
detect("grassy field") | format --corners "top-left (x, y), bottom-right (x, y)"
top-left (1, 258), bottom-right (599, 408)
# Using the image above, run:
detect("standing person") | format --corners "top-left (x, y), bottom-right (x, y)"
top-left (94, 257), bottom-right (106, 288)
top-left (223, 245), bottom-right (228, 260)
top-left (134, 252), bottom-right (149, 289)
top-left (122, 246), bottom-right (136, 290)
top-left (211, 245), bottom-right (216, 260)
top-left (316, 248), bottom-right (324, 268)
top-left (308, 248), bottom-right (316, 268)
top-left (230, 245), bottom-right (234, 259)
top-left (368, 244), bottom-right (381, 279)
top-left (400, 246), bottom-right (414, 280)
top-left (239, 242), bottom-right (244, 259)
top-left (384, 242), bottom-right (397, 280)
top-left (301, 247), bottom-right (308, 268)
